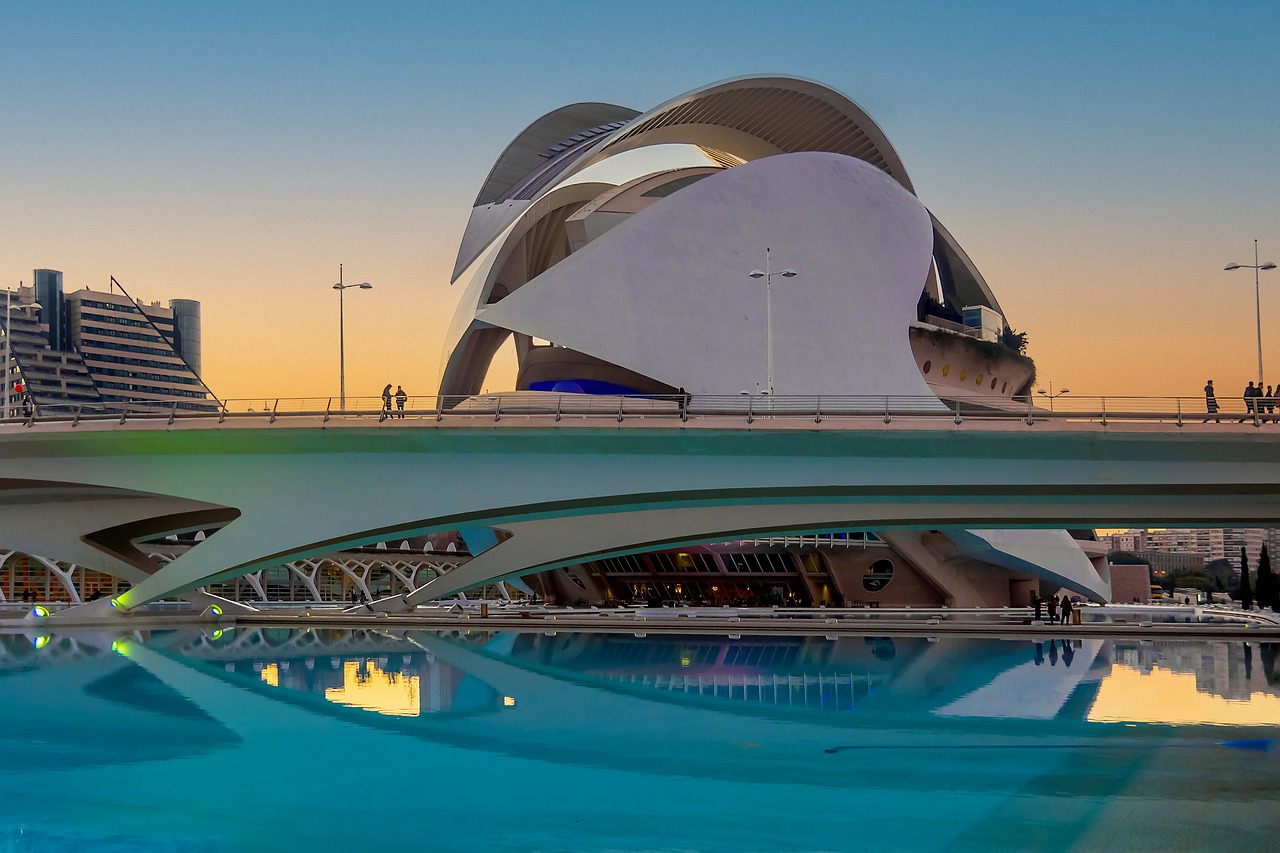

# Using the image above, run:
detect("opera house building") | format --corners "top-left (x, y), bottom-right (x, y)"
top-left (436, 75), bottom-right (1110, 609)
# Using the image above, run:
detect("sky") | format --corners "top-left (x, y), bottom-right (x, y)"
top-left (3, 0), bottom-right (1278, 404)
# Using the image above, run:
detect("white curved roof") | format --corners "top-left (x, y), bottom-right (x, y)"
top-left (478, 151), bottom-right (938, 399)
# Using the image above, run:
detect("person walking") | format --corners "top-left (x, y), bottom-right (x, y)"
top-left (1046, 593), bottom-right (1058, 625)
top-left (1204, 379), bottom-right (1219, 423)
top-left (1242, 381), bottom-right (1257, 422)
top-left (381, 383), bottom-right (393, 419)
top-left (395, 385), bottom-right (407, 418)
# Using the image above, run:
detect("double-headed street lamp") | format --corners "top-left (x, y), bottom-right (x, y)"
top-left (1225, 239), bottom-right (1278, 386)
top-left (1037, 380), bottom-right (1070, 411)
top-left (747, 247), bottom-right (797, 400)
top-left (333, 263), bottom-right (372, 411)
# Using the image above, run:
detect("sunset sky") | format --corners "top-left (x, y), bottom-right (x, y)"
top-left (3, 1), bottom-right (1278, 403)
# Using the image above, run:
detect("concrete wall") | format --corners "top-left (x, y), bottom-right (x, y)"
top-left (825, 550), bottom-right (946, 607)
top-left (1109, 563), bottom-right (1152, 603)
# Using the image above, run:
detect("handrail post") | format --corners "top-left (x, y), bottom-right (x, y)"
top-left (1100, 397), bottom-right (1107, 426)
top-left (323, 397), bottom-right (332, 424)
top-left (883, 395), bottom-right (891, 425)
top-left (617, 396), bottom-right (625, 423)
top-left (1176, 398), bottom-right (1182, 428)
top-left (168, 400), bottom-right (177, 426)
top-left (72, 405), bottom-right (82, 428)
top-left (954, 400), bottom-right (962, 425)
top-left (1025, 394), bottom-right (1034, 426)
top-left (269, 399), bottom-right (278, 425)
top-left (493, 396), bottom-right (501, 422)
top-left (218, 402), bottom-right (226, 424)
top-left (814, 395), bottom-right (822, 424)
top-left (555, 394), bottom-right (562, 422)
top-left (435, 395), bottom-right (444, 422)
top-left (747, 394), bottom-right (754, 425)
top-left (119, 404), bottom-right (128, 426)
top-left (1255, 399), bottom-right (1262, 428)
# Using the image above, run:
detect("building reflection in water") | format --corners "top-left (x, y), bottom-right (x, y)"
top-left (1089, 640), bottom-right (1280, 726)
top-left (54, 629), bottom-right (1280, 728)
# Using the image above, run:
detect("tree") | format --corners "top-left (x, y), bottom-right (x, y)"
top-left (1241, 547), bottom-right (1254, 610)
top-left (1001, 325), bottom-right (1029, 356)
top-left (1206, 558), bottom-right (1235, 593)
top-left (1262, 546), bottom-right (1278, 611)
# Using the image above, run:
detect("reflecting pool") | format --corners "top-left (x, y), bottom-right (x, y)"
top-left (3, 629), bottom-right (1280, 851)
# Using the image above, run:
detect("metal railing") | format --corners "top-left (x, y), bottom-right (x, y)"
top-left (0, 392), bottom-right (1273, 430)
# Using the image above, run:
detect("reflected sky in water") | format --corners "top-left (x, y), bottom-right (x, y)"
top-left (3, 629), bottom-right (1280, 852)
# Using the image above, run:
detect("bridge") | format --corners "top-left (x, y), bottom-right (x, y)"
top-left (2, 392), bottom-right (1279, 620)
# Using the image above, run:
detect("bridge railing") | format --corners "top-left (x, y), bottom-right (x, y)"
top-left (0, 392), bottom-right (1269, 428)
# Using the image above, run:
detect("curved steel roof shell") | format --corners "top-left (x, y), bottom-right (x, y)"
top-left (472, 102), bottom-right (640, 207)
top-left (570, 75), bottom-right (914, 194)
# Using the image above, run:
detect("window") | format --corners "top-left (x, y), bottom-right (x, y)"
top-left (863, 559), bottom-right (894, 592)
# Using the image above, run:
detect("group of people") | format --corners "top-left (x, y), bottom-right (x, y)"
top-left (1032, 591), bottom-right (1080, 625)
top-left (381, 384), bottom-right (408, 418)
top-left (1203, 379), bottom-right (1279, 423)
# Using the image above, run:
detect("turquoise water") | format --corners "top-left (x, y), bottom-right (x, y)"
top-left (3, 629), bottom-right (1280, 852)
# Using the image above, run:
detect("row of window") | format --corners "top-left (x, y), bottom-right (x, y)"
top-left (97, 384), bottom-right (209, 399)
top-left (79, 340), bottom-right (181, 358)
top-left (94, 367), bottom-right (202, 386)
top-left (77, 325), bottom-right (164, 344)
top-left (75, 310), bottom-right (152, 329)
top-left (595, 551), bottom-right (797, 575)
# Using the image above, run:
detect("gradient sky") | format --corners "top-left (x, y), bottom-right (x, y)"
top-left (3, 0), bottom-right (1278, 404)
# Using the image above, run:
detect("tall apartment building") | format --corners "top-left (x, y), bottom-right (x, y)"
top-left (2, 270), bottom-right (215, 414)
top-left (2, 285), bottom-right (102, 417)
top-left (66, 289), bottom-right (212, 409)
top-left (1107, 527), bottom-right (1280, 572)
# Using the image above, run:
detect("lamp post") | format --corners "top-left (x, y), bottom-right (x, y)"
top-left (1037, 381), bottom-right (1070, 411)
top-left (747, 247), bottom-right (797, 401)
top-left (1225, 240), bottom-right (1278, 386)
top-left (332, 263), bottom-right (372, 411)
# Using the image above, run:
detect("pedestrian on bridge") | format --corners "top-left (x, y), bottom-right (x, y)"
top-left (395, 385), bottom-right (407, 417)
top-left (382, 384), bottom-right (393, 418)
top-left (1204, 380), bottom-right (1219, 423)
top-left (1242, 381), bottom-right (1258, 422)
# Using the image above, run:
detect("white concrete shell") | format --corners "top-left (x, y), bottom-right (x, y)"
top-left (478, 152), bottom-right (937, 398)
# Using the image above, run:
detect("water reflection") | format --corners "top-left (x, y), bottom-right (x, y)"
top-left (4, 630), bottom-right (1280, 850)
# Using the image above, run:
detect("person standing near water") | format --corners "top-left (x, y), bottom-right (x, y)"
top-left (382, 384), bottom-right (393, 418)
top-left (1046, 594), bottom-right (1058, 624)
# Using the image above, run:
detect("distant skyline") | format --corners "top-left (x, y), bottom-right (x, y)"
top-left (3, 0), bottom-right (1278, 402)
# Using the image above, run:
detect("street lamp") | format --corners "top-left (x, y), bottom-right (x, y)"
top-left (747, 247), bottom-right (797, 400)
top-left (2, 289), bottom-right (38, 420)
top-left (1037, 381), bottom-right (1070, 411)
top-left (1224, 239), bottom-right (1278, 386)
top-left (332, 263), bottom-right (372, 411)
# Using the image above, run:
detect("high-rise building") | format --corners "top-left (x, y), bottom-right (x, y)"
top-left (3, 271), bottom-right (215, 414)
top-left (65, 288), bottom-right (214, 410)
top-left (2, 284), bottom-right (102, 417)
top-left (32, 269), bottom-right (66, 350)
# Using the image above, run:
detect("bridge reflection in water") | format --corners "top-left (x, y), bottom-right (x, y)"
top-left (3, 629), bottom-right (1280, 851)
